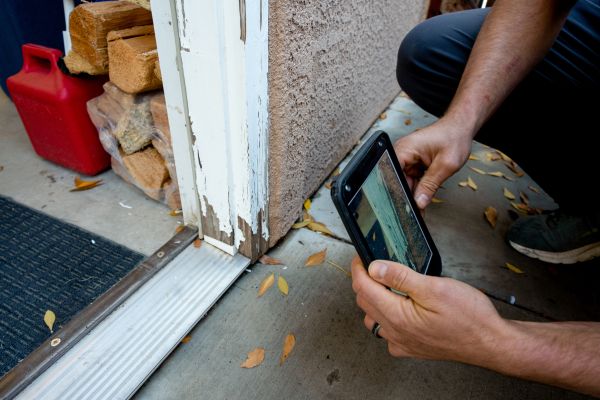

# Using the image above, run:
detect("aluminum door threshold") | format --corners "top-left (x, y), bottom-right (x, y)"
top-left (17, 241), bottom-right (250, 400)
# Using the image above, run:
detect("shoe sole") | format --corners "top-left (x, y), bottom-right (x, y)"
top-left (509, 240), bottom-right (600, 264)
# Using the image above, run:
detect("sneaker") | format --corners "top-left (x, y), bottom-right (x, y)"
top-left (507, 210), bottom-right (600, 264)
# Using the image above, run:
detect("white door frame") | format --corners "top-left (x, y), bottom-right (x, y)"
top-left (152, 0), bottom-right (269, 260)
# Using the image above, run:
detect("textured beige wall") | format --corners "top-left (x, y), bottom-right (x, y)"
top-left (268, 0), bottom-right (428, 245)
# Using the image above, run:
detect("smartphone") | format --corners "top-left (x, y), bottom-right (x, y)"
top-left (331, 131), bottom-right (441, 276)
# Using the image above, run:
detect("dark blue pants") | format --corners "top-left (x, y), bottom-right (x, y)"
top-left (396, 0), bottom-right (600, 210)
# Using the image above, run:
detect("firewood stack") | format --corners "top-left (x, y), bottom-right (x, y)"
top-left (65, 1), bottom-right (180, 210)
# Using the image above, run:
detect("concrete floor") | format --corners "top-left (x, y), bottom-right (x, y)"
top-left (134, 95), bottom-right (599, 399)
top-left (0, 90), bottom-right (180, 256)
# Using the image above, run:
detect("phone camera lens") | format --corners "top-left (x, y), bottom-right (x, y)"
top-left (344, 184), bottom-right (351, 192)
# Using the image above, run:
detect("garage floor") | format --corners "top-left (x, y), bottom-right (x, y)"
top-left (134, 95), bottom-right (600, 399)
top-left (0, 90), bottom-right (180, 256)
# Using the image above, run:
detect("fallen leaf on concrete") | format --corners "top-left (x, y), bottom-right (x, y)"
top-left (258, 273), bottom-right (275, 297)
top-left (193, 239), bottom-right (202, 248)
top-left (280, 334), bottom-right (296, 365)
top-left (468, 154), bottom-right (480, 161)
top-left (404, 118), bottom-right (412, 126)
top-left (70, 176), bottom-right (102, 192)
top-left (458, 181), bottom-right (468, 187)
top-left (292, 220), bottom-right (310, 229)
top-left (496, 150), bottom-right (512, 162)
top-left (259, 255), bottom-right (284, 265)
top-left (505, 262), bottom-right (524, 274)
top-left (488, 171), bottom-right (504, 177)
top-left (175, 225), bottom-right (185, 234)
top-left (303, 211), bottom-right (315, 222)
top-left (503, 187), bottom-right (516, 200)
top-left (305, 249), bottom-right (327, 267)
top-left (469, 166), bottom-right (486, 175)
top-left (169, 209), bottom-right (182, 216)
top-left (324, 182), bottom-right (333, 190)
top-left (181, 336), bottom-right (192, 344)
top-left (241, 347), bottom-right (265, 369)
top-left (307, 221), bottom-right (334, 236)
top-left (520, 191), bottom-right (529, 205)
top-left (431, 198), bottom-right (444, 204)
top-left (528, 186), bottom-right (540, 193)
top-left (505, 161), bottom-right (525, 177)
top-left (326, 260), bottom-right (351, 277)
top-left (278, 276), bottom-right (289, 295)
top-left (467, 176), bottom-right (478, 191)
top-left (486, 152), bottom-right (501, 161)
top-left (379, 112), bottom-right (387, 120)
top-left (484, 207), bottom-right (497, 228)
top-left (304, 199), bottom-right (312, 211)
top-left (44, 310), bottom-right (56, 333)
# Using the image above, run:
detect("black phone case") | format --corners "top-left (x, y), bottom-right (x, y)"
top-left (331, 131), bottom-right (442, 276)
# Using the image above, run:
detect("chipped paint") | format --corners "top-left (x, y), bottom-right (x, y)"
top-left (173, 0), bottom-right (269, 257)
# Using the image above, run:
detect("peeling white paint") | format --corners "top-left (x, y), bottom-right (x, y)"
top-left (173, 0), bottom-right (269, 254)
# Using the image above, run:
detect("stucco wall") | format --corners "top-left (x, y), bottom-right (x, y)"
top-left (268, 0), bottom-right (428, 245)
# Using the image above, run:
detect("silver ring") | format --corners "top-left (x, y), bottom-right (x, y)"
top-left (371, 322), bottom-right (382, 339)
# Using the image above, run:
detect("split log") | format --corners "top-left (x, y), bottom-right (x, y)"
top-left (150, 93), bottom-right (171, 145)
top-left (124, 0), bottom-right (151, 10)
top-left (69, 1), bottom-right (152, 73)
top-left (108, 26), bottom-right (161, 94)
top-left (164, 180), bottom-right (182, 211)
top-left (154, 60), bottom-right (162, 82)
top-left (121, 147), bottom-right (170, 200)
top-left (63, 50), bottom-right (105, 75)
top-left (152, 139), bottom-right (176, 182)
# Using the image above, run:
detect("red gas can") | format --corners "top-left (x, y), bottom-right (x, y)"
top-left (7, 44), bottom-right (110, 175)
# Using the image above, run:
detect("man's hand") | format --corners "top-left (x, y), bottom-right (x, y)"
top-left (351, 257), bottom-right (507, 363)
top-left (394, 117), bottom-right (473, 210)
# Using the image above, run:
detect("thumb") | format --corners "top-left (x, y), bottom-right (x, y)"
top-left (413, 160), bottom-right (452, 209)
top-left (368, 260), bottom-right (427, 298)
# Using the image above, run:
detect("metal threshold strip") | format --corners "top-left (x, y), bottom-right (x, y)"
top-left (10, 230), bottom-right (250, 399)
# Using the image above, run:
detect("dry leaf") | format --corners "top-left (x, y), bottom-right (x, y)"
top-left (379, 112), bottom-right (387, 120)
top-left (326, 260), bottom-right (351, 277)
top-left (431, 198), bottom-right (444, 203)
top-left (292, 220), bottom-right (310, 229)
top-left (505, 161), bottom-right (525, 177)
top-left (258, 273), bottom-right (275, 297)
top-left (496, 150), bottom-right (512, 162)
top-left (458, 181), bottom-right (468, 187)
top-left (175, 225), bottom-right (185, 234)
top-left (181, 336), bottom-right (192, 344)
top-left (467, 176), bottom-right (478, 191)
top-left (486, 152), bottom-right (501, 161)
top-left (468, 154), bottom-right (480, 161)
top-left (469, 166), bottom-right (486, 175)
top-left (484, 207), bottom-right (497, 228)
top-left (487, 171), bottom-right (504, 177)
top-left (324, 182), bottom-right (333, 190)
top-left (169, 209), bottom-right (183, 216)
top-left (307, 221), bottom-right (333, 236)
top-left (331, 168), bottom-right (341, 178)
top-left (44, 310), bottom-right (56, 333)
top-left (404, 118), bottom-right (412, 126)
top-left (303, 199), bottom-right (312, 211)
top-left (241, 347), bottom-right (265, 369)
top-left (303, 211), bottom-right (315, 222)
top-left (70, 176), bottom-right (102, 192)
top-left (505, 262), bottom-right (524, 274)
top-left (278, 276), bottom-right (289, 295)
top-left (520, 191), bottom-right (529, 205)
top-left (280, 334), bottom-right (296, 365)
top-left (193, 239), bottom-right (202, 248)
top-left (305, 249), bottom-right (327, 266)
top-left (259, 255), bottom-right (284, 265)
top-left (511, 202), bottom-right (529, 214)
top-left (503, 187), bottom-right (516, 200)
top-left (528, 185), bottom-right (540, 193)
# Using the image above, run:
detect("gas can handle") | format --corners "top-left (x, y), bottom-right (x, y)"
top-left (22, 44), bottom-right (63, 73)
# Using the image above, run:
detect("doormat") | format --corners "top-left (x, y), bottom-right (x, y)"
top-left (0, 195), bottom-right (144, 377)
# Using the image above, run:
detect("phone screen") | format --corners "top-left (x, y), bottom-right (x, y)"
top-left (347, 150), bottom-right (432, 272)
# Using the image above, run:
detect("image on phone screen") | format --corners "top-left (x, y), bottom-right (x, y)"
top-left (347, 150), bottom-right (432, 272)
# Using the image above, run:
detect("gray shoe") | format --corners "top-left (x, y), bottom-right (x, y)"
top-left (507, 211), bottom-right (600, 264)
